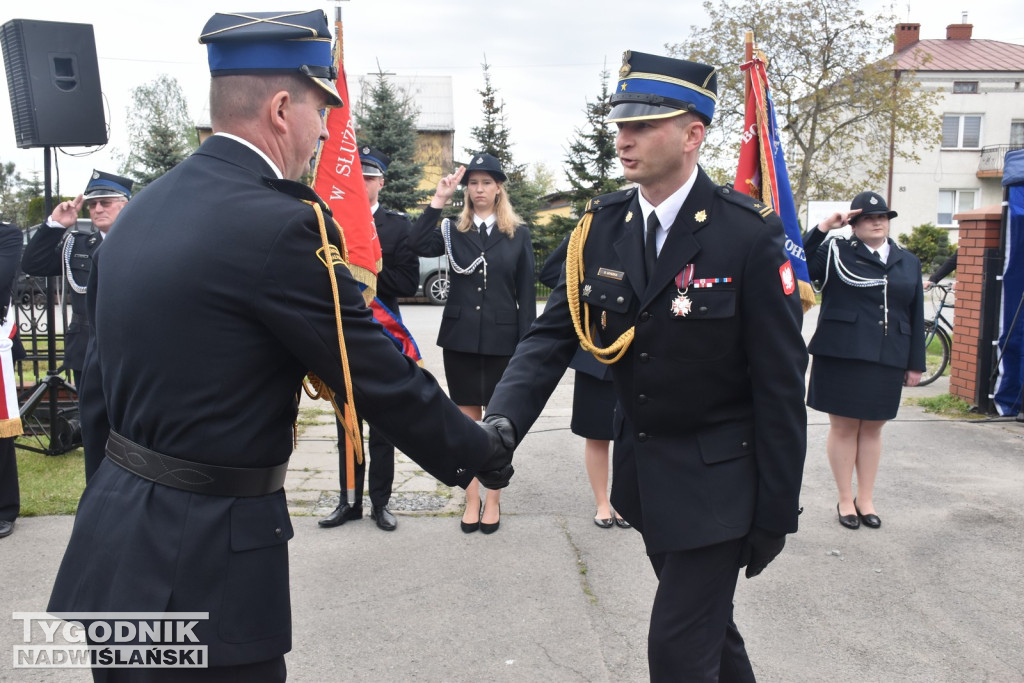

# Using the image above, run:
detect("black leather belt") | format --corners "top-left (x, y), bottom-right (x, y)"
top-left (105, 431), bottom-right (288, 497)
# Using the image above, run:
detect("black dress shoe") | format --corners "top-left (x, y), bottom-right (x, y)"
top-left (461, 501), bottom-right (482, 534)
top-left (594, 516), bottom-right (614, 529)
top-left (0, 519), bottom-right (13, 538)
top-left (854, 500), bottom-right (882, 529)
top-left (837, 503), bottom-right (860, 530)
top-left (370, 505), bottom-right (397, 531)
top-left (318, 503), bottom-right (363, 528)
top-left (480, 503), bottom-right (500, 535)
top-left (613, 516), bottom-right (631, 529)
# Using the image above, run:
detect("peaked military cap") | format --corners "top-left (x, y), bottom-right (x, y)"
top-left (199, 10), bottom-right (342, 107)
top-left (850, 191), bottom-right (897, 221)
top-left (607, 50), bottom-right (718, 125)
top-left (83, 170), bottom-right (133, 201)
top-left (464, 152), bottom-right (507, 183)
top-left (359, 146), bottom-right (390, 177)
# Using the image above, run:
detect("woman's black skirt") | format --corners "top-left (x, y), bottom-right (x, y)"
top-left (443, 349), bottom-right (511, 407)
top-left (570, 371), bottom-right (617, 440)
top-left (807, 355), bottom-right (905, 421)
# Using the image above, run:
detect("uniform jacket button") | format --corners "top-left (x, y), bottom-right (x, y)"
top-left (638, 394), bottom-right (648, 404)
top-left (637, 432), bottom-right (648, 442)
top-left (600, 294), bottom-right (607, 302)
top-left (616, 296), bottom-right (625, 304)
top-left (640, 311), bottom-right (650, 322)
top-left (878, 320), bottom-right (883, 325)
top-left (274, 528), bottom-right (283, 538)
top-left (639, 353), bottom-right (649, 362)
top-left (476, 305), bottom-right (481, 311)
top-left (698, 306), bottom-right (708, 315)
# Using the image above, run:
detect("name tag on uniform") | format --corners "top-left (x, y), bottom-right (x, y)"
top-left (597, 267), bottom-right (624, 280)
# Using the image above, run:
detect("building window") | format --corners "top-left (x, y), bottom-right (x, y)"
top-left (1012, 121), bottom-right (1024, 147)
top-left (941, 114), bottom-right (982, 149)
top-left (937, 189), bottom-right (977, 226)
top-left (952, 81), bottom-right (979, 94)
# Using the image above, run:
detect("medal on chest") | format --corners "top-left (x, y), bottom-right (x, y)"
top-left (671, 264), bottom-right (695, 317)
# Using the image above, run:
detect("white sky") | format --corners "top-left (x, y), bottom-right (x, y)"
top-left (1, 0), bottom-right (1022, 198)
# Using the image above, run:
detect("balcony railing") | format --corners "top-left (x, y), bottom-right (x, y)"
top-left (978, 144), bottom-right (1024, 177)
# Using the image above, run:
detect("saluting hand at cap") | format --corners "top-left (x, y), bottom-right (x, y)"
top-left (49, 194), bottom-right (84, 229)
top-left (817, 208), bottom-right (863, 232)
top-left (429, 166), bottom-right (467, 209)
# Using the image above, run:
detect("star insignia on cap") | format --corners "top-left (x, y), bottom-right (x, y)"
top-left (92, 171), bottom-right (100, 179)
top-left (362, 146), bottom-right (370, 154)
top-left (625, 210), bottom-right (634, 222)
top-left (695, 210), bottom-right (707, 223)
top-left (869, 196), bottom-right (878, 205)
top-left (474, 157), bottom-right (484, 164)
top-left (620, 83), bottom-right (628, 92)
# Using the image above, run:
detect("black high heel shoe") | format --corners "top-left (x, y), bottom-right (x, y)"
top-left (837, 503), bottom-right (860, 530)
top-left (461, 500), bottom-right (482, 534)
top-left (480, 503), bottom-right (500, 534)
top-left (854, 499), bottom-right (881, 529)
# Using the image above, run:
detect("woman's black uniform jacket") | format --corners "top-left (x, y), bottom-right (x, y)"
top-left (803, 227), bottom-right (926, 371)
top-left (409, 206), bottom-right (536, 356)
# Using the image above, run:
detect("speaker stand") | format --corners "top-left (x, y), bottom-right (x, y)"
top-left (16, 146), bottom-right (82, 455)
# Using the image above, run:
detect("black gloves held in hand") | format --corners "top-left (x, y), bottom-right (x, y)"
top-left (739, 527), bottom-right (786, 579)
top-left (475, 415), bottom-right (516, 490)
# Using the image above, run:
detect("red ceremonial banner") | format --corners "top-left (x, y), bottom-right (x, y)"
top-left (311, 58), bottom-right (381, 302)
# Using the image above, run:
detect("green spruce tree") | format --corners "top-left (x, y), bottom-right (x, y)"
top-left (354, 70), bottom-right (427, 212)
top-left (465, 60), bottom-right (541, 227)
top-left (543, 69), bottom-right (624, 257)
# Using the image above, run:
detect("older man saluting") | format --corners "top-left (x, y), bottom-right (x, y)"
top-left (47, 10), bottom-right (513, 682)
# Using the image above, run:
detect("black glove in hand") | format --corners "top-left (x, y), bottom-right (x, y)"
top-left (475, 415), bottom-right (516, 490)
top-left (739, 527), bottom-right (786, 579)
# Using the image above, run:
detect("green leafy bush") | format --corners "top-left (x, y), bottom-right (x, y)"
top-left (898, 223), bottom-right (956, 275)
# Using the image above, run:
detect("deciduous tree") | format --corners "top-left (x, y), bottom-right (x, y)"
top-left (120, 75), bottom-right (198, 190)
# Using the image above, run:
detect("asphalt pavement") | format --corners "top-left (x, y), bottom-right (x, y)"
top-left (1, 302), bottom-right (1022, 682)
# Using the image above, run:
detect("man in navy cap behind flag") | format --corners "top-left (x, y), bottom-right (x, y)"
top-left (485, 49), bottom-right (808, 680)
top-left (47, 10), bottom-right (513, 681)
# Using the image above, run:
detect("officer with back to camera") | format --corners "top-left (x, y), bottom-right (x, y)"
top-left (485, 50), bottom-right (808, 681)
top-left (47, 10), bottom-right (514, 682)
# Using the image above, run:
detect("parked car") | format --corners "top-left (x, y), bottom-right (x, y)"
top-left (417, 256), bottom-right (449, 305)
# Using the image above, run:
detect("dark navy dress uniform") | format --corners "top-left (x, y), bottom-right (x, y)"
top-left (408, 201), bottom-right (536, 404)
top-left (803, 227), bottom-right (926, 420)
top-left (22, 216), bottom-right (103, 376)
top-left (0, 221), bottom-right (24, 537)
top-left (540, 233), bottom-right (615, 440)
top-left (48, 11), bottom-right (499, 676)
top-left (487, 49), bottom-right (807, 682)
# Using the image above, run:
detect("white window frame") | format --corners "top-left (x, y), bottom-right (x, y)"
top-left (941, 114), bottom-right (983, 149)
top-left (937, 189), bottom-right (979, 227)
top-left (1011, 120), bottom-right (1024, 147)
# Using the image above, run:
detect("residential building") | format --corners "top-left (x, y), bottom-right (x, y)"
top-left (887, 16), bottom-right (1024, 243)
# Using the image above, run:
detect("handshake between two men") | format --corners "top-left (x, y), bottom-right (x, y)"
top-left (473, 415), bottom-right (517, 489)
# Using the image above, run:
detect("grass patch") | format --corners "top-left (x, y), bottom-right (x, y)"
top-left (14, 442), bottom-right (85, 516)
top-left (914, 394), bottom-right (980, 418)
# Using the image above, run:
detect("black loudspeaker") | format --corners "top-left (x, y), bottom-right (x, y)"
top-left (1, 19), bottom-right (107, 148)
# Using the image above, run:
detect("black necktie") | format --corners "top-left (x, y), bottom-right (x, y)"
top-left (478, 222), bottom-right (487, 238)
top-left (644, 213), bottom-right (660, 280)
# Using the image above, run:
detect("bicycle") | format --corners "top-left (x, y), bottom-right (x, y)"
top-left (920, 283), bottom-right (954, 386)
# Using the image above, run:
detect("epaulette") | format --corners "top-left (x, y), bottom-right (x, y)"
top-left (263, 177), bottom-right (333, 216)
top-left (716, 186), bottom-right (775, 222)
top-left (584, 187), bottom-right (637, 214)
top-left (383, 208), bottom-right (407, 218)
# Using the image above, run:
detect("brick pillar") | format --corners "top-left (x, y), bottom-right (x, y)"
top-left (948, 206), bottom-right (1002, 407)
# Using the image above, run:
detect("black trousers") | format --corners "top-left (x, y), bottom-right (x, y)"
top-left (0, 437), bottom-right (18, 522)
top-left (647, 539), bottom-right (755, 683)
top-left (334, 417), bottom-right (394, 509)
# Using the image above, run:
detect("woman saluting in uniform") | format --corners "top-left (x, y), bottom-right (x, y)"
top-left (408, 153), bottom-right (536, 534)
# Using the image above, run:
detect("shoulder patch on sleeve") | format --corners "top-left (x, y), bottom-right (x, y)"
top-left (585, 187), bottom-right (636, 214)
top-left (717, 186), bottom-right (774, 222)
